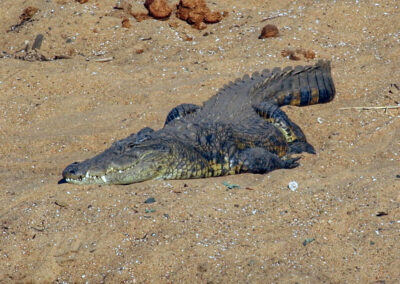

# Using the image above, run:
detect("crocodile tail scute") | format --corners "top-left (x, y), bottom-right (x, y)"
top-left (252, 60), bottom-right (335, 107)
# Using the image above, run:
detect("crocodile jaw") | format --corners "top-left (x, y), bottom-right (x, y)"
top-left (61, 142), bottom-right (172, 185)
top-left (63, 168), bottom-right (120, 185)
top-left (62, 160), bottom-right (165, 185)
top-left (62, 162), bottom-right (115, 185)
top-left (63, 171), bottom-right (108, 185)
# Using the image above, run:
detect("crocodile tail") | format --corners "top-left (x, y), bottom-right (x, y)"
top-left (251, 60), bottom-right (335, 106)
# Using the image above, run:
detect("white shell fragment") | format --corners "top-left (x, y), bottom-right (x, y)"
top-left (288, 181), bottom-right (298, 191)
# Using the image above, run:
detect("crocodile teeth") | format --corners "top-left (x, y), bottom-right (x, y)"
top-left (101, 176), bottom-right (107, 183)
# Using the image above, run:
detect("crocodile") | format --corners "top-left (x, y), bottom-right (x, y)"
top-left (62, 60), bottom-right (335, 185)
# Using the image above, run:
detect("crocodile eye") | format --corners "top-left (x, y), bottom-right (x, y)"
top-left (126, 142), bottom-right (135, 149)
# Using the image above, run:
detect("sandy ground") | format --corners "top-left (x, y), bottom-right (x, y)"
top-left (1, 0), bottom-right (399, 283)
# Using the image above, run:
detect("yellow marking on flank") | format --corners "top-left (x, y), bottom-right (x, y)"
top-left (310, 88), bottom-right (319, 104)
top-left (290, 91), bottom-right (301, 106)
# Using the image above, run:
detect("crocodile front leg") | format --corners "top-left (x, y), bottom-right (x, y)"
top-left (234, 147), bottom-right (300, 174)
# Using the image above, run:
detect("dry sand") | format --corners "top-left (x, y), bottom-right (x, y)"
top-left (0, 0), bottom-right (399, 282)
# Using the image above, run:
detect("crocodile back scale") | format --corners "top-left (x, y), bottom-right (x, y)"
top-left (62, 60), bottom-right (335, 185)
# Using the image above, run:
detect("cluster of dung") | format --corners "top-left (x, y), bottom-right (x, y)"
top-left (176, 0), bottom-right (223, 30)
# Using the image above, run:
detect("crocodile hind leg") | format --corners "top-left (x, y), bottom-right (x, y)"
top-left (164, 103), bottom-right (201, 126)
top-left (253, 101), bottom-right (315, 154)
top-left (235, 147), bottom-right (300, 174)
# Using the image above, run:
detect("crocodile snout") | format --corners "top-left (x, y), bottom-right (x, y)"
top-left (62, 162), bottom-right (85, 180)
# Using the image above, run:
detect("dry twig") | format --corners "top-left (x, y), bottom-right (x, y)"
top-left (94, 57), bottom-right (114, 62)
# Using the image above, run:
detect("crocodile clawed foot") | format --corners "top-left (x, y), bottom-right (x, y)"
top-left (283, 156), bottom-right (301, 169)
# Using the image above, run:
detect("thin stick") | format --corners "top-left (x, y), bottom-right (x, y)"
top-left (261, 15), bottom-right (287, 22)
top-left (94, 57), bottom-right (114, 62)
top-left (339, 106), bottom-right (400, 110)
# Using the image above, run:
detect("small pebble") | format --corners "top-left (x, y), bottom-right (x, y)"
top-left (144, 197), bottom-right (156, 204)
top-left (288, 181), bottom-right (298, 191)
top-left (32, 34), bottom-right (44, 50)
top-left (222, 181), bottom-right (240, 189)
top-left (303, 238), bottom-right (315, 246)
top-left (122, 18), bottom-right (131, 28)
top-left (259, 24), bottom-right (279, 39)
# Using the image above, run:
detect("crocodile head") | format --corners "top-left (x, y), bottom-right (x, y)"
top-left (62, 132), bottom-right (175, 185)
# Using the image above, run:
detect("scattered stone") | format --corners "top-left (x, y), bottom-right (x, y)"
top-left (176, 0), bottom-right (223, 30)
top-left (32, 34), bottom-right (44, 50)
top-left (145, 208), bottom-right (156, 213)
top-left (259, 24), bottom-right (279, 39)
top-left (145, 0), bottom-right (172, 19)
top-left (144, 197), bottom-right (156, 204)
top-left (222, 181), bottom-right (240, 189)
top-left (122, 17), bottom-right (131, 28)
top-left (76, 0), bottom-right (89, 3)
top-left (288, 181), bottom-right (298, 191)
top-left (303, 238), bottom-right (315, 246)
